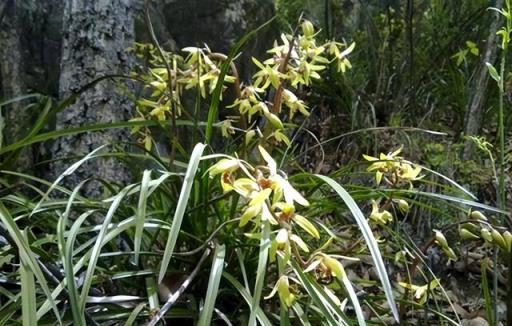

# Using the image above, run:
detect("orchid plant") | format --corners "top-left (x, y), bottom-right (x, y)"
top-left (130, 19), bottom-right (355, 150)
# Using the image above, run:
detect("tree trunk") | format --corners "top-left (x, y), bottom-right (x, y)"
top-left (48, 0), bottom-right (135, 197)
top-left (462, 0), bottom-right (503, 160)
top-left (0, 0), bottom-right (33, 170)
top-left (0, 0), bottom-right (273, 196)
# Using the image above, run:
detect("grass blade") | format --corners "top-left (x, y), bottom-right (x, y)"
top-left (481, 259), bottom-right (494, 324)
top-left (30, 145), bottom-right (106, 217)
top-left (248, 220), bottom-right (271, 326)
top-left (339, 275), bottom-right (365, 325)
top-left (57, 180), bottom-right (88, 326)
top-left (80, 184), bottom-right (136, 314)
top-left (290, 259), bottom-right (349, 326)
top-left (134, 170), bottom-right (151, 265)
top-left (37, 214), bottom-right (135, 319)
top-left (315, 174), bottom-right (400, 323)
top-left (198, 243), bottom-right (226, 326)
top-left (0, 93), bottom-right (41, 108)
top-left (20, 230), bottom-right (37, 326)
top-left (222, 272), bottom-right (272, 326)
top-left (124, 303), bottom-right (146, 326)
top-left (158, 143), bottom-right (206, 282)
top-left (0, 202), bottom-right (62, 324)
top-left (0, 119), bottom-right (207, 155)
top-left (408, 190), bottom-right (508, 215)
top-left (145, 276), bottom-right (160, 313)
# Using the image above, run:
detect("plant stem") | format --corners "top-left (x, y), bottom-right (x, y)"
top-left (497, 2), bottom-right (509, 323)
top-left (144, 0), bottom-right (178, 170)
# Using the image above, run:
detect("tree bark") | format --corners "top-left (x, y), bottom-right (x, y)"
top-left (0, 0), bottom-right (33, 170)
top-left (48, 0), bottom-right (135, 197)
top-left (462, 0), bottom-right (503, 160)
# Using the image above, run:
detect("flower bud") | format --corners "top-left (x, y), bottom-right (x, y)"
top-left (459, 228), bottom-right (480, 241)
top-left (434, 230), bottom-right (448, 248)
top-left (276, 228), bottom-right (289, 250)
top-left (264, 112), bottom-right (284, 130)
top-left (491, 229), bottom-right (507, 251)
top-left (208, 158), bottom-right (239, 176)
top-left (470, 210), bottom-right (487, 221)
top-left (277, 276), bottom-right (295, 307)
top-left (301, 20), bottom-right (315, 37)
top-left (245, 130), bottom-right (256, 145)
top-left (502, 231), bottom-right (512, 252)
top-left (322, 255), bottom-right (345, 280)
top-left (397, 199), bottom-right (410, 214)
top-left (480, 228), bottom-right (493, 243)
top-left (461, 222), bottom-right (479, 233)
top-left (443, 247), bottom-right (457, 261)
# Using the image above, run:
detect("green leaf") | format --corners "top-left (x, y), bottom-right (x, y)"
top-left (158, 143), bottom-right (206, 282)
top-left (481, 260), bottom-right (494, 325)
top-left (486, 62), bottom-right (501, 82)
top-left (80, 184), bottom-right (136, 314)
top-left (198, 244), bottom-right (226, 326)
top-left (340, 274), bottom-right (365, 325)
top-left (58, 180), bottom-right (88, 326)
top-left (0, 119), bottom-right (205, 156)
top-left (290, 260), bottom-right (350, 326)
top-left (20, 230), bottom-right (37, 326)
top-left (222, 272), bottom-right (272, 326)
top-left (248, 220), bottom-right (271, 326)
top-left (0, 93), bottom-right (41, 108)
top-left (30, 145), bottom-right (107, 217)
top-left (134, 170), bottom-right (152, 265)
top-left (315, 174), bottom-right (400, 323)
top-left (0, 202), bottom-right (62, 324)
top-left (124, 303), bottom-right (146, 326)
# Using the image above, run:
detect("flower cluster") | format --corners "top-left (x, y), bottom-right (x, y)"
top-left (363, 146), bottom-right (423, 187)
top-left (228, 20), bottom-right (355, 145)
top-left (129, 20), bottom-right (354, 150)
top-left (129, 44), bottom-right (235, 150)
top-left (363, 147), bottom-right (422, 225)
top-left (209, 147), bottom-right (347, 308)
top-left (458, 210), bottom-right (512, 252)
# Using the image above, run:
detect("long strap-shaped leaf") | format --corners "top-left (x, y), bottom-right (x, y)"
top-left (0, 119), bottom-right (208, 156)
top-left (198, 243), bottom-right (226, 326)
top-left (158, 143), bottom-right (206, 282)
top-left (79, 184), bottom-right (137, 314)
top-left (248, 220), bottom-right (271, 326)
top-left (0, 202), bottom-right (62, 324)
top-left (290, 260), bottom-right (350, 326)
top-left (57, 180), bottom-right (88, 326)
top-left (134, 170), bottom-right (151, 265)
top-left (315, 175), bottom-right (400, 323)
top-left (20, 230), bottom-right (37, 326)
top-left (222, 272), bottom-right (272, 326)
top-left (30, 145), bottom-right (107, 217)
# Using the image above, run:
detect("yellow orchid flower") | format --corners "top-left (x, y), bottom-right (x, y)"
top-left (265, 275), bottom-right (296, 307)
top-left (398, 163), bottom-right (423, 181)
top-left (252, 57), bottom-right (286, 90)
top-left (399, 278), bottom-right (440, 304)
top-left (258, 146), bottom-right (309, 207)
top-left (370, 200), bottom-right (393, 224)
top-left (305, 254), bottom-right (346, 282)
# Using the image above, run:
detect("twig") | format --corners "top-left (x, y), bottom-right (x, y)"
top-left (147, 247), bottom-right (212, 326)
top-left (173, 218), bottom-right (239, 256)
